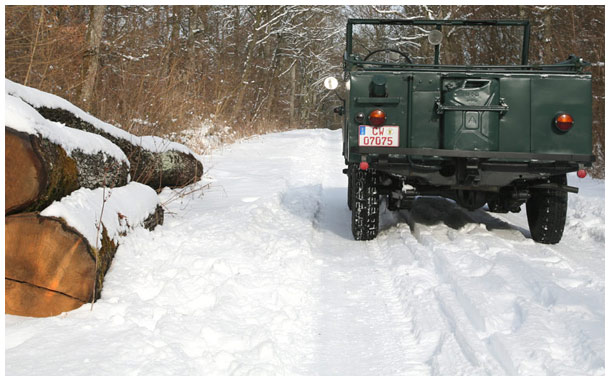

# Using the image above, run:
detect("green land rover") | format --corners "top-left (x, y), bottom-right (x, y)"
top-left (324, 19), bottom-right (595, 244)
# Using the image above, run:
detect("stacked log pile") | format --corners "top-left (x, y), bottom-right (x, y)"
top-left (35, 106), bottom-right (203, 190)
top-left (5, 80), bottom-right (203, 317)
top-left (6, 78), bottom-right (203, 190)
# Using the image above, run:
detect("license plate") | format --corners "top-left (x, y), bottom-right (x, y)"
top-left (358, 125), bottom-right (399, 147)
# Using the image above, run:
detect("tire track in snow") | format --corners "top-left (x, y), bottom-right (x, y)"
top-left (375, 205), bottom-right (501, 375)
top-left (363, 235), bottom-right (433, 375)
top-left (295, 132), bottom-right (513, 375)
top-left (399, 201), bottom-right (523, 375)
top-left (306, 202), bottom-right (427, 375)
top-left (397, 197), bottom-right (603, 375)
top-left (292, 134), bottom-right (429, 375)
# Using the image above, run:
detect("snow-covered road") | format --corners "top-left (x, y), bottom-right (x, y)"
top-left (5, 129), bottom-right (605, 375)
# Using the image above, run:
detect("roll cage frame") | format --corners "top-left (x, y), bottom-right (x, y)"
top-left (344, 19), bottom-right (587, 73)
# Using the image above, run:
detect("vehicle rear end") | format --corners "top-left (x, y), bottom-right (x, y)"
top-left (346, 68), bottom-right (593, 184)
top-left (337, 19), bottom-right (594, 244)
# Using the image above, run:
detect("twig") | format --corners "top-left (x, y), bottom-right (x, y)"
top-left (24, 6), bottom-right (45, 86)
top-left (91, 168), bottom-right (110, 310)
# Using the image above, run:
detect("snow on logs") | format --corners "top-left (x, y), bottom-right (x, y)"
top-left (4, 79), bottom-right (202, 317)
top-left (6, 183), bottom-right (163, 317)
top-left (6, 79), bottom-right (203, 190)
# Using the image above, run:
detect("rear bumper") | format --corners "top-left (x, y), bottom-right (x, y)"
top-left (350, 146), bottom-right (593, 189)
top-left (352, 146), bottom-right (595, 164)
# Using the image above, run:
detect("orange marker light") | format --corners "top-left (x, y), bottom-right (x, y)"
top-left (555, 113), bottom-right (574, 132)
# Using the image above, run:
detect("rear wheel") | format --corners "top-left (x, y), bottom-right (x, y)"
top-left (351, 169), bottom-right (379, 240)
top-left (526, 174), bottom-right (568, 244)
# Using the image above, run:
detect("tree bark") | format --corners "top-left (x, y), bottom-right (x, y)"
top-left (168, 5), bottom-right (181, 76)
top-left (5, 126), bottom-right (129, 215)
top-left (543, 8), bottom-right (554, 63)
top-left (230, 7), bottom-right (264, 122)
top-left (80, 5), bottom-right (106, 111)
top-left (34, 106), bottom-right (203, 190)
top-left (24, 6), bottom-right (45, 87)
top-left (263, 34), bottom-right (283, 122)
top-left (5, 204), bottom-right (163, 317)
top-left (289, 61), bottom-right (297, 128)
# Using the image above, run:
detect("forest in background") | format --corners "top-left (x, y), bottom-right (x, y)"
top-left (5, 5), bottom-right (605, 177)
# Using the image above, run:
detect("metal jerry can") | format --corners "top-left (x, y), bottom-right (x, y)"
top-left (439, 78), bottom-right (506, 151)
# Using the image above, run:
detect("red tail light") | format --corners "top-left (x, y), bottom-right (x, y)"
top-left (555, 113), bottom-right (574, 132)
top-left (369, 109), bottom-right (386, 127)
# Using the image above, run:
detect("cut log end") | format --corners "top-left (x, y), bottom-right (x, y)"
top-left (5, 128), bottom-right (46, 214)
top-left (5, 213), bottom-right (96, 317)
top-left (6, 202), bottom-right (164, 317)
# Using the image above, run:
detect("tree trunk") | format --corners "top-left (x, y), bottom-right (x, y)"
top-left (5, 188), bottom-right (164, 317)
top-left (263, 35), bottom-right (283, 122)
top-left (80, 5), bottom-right (105, 111)
top-left (24, 6), bottom-right (45, 87)
top-left (168, 5), bottom-right (181, 76)
top-left (5, 126), bottom-right (129, 215)
top-left (34, 106), bottom-right (203, 190)
top-left (230, 7), bottom-right (264, 122)
top-left (289, 61), bottom-right (297, 128)
top-left (186, 5), bottom-right (198, 75)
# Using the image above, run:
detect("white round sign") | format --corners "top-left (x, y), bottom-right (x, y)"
top-left (324, 76), bottom-right (339, 90)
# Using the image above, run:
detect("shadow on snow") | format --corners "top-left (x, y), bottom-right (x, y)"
top-left (280, 185), bottom-right (530, 241)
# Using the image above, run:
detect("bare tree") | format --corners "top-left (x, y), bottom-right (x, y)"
top-left (80, 5), bottom-right (105, 111)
